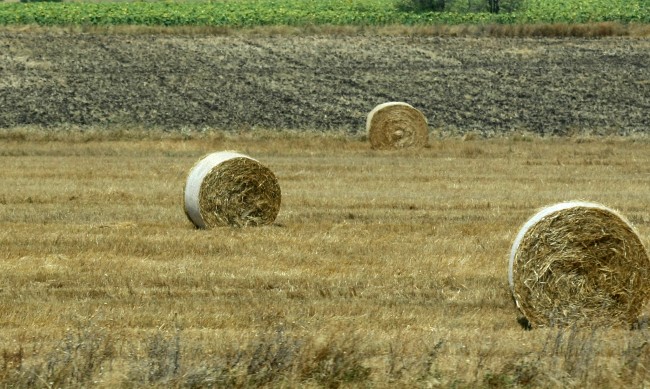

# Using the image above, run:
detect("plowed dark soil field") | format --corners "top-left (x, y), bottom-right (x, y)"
top-left (1, 30), bottom-right (649, 136)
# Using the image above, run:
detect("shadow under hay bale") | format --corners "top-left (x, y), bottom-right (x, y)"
top-left (508, 201), bottom-right (650, 329)
top-left (366, 102), bottom-right (428, 150)
top-left (184, 151), bottom-right (281, 228)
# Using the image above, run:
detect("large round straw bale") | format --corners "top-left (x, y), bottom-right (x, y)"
top-left (184, 151), bottom-right (281, 228)
top-left (366, 102), bottom-right (428, 150)
top-left (509, 201), bottom-right (650, 328)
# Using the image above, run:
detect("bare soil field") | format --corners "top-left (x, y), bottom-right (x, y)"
top-left (0, 133), bottom-right (649, 387)
top-left (1, 29), bottom-right (649, 136)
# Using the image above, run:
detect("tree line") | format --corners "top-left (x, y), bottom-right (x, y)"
top-left (400, 0), bottom-right (523, 13)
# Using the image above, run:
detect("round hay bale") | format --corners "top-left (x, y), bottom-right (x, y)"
top-left (184, 151), bottom-right (281, 228)
top-left (509, 201), bottom-right (650, 328)
top-left (366, 102), bottom-right (428, 150)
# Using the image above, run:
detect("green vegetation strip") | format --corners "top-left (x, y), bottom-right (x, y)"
top-left (519, 0), bottom-right (650, 23)
top-left (0, 0), bottom-right (648, 26)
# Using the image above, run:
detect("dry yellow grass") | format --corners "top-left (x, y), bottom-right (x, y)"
top-left (0, 129), bottom-right (649, 387)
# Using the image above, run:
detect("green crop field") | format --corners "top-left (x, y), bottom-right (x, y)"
top-left (519, 0), bottom-right (650, 23)
top-left (0, 0), bottom-right (648, 26)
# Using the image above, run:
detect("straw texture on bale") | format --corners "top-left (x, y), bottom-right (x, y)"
top-left (366, 102), bottom-right (428, 150)
top-left (509, 201), bottom-right (650, 328)
top-left (184, 151), bottom-right (281, 228)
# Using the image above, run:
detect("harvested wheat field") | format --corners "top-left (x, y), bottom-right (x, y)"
top-left (0, 129), bottom-right (649, 387)
top-left (2, 25), bottom-right (650, 388)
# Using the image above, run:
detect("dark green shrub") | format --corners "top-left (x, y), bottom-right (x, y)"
top-left (19, 0), bottom-right (63, 3)
top-left (398, 0), bottom-right (524, 13)
top-left (396, 0), bottom-right (447, 12)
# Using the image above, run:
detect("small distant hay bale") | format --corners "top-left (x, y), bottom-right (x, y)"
top-left (366, 102), bottom-right (428, 150)
top-left (184, 151), bottom-right (281, 228)
top-left (509, 201), bottom-right (650, 328)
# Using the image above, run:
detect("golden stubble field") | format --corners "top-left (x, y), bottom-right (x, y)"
top-left (1, 130), bottom-right (650, 387)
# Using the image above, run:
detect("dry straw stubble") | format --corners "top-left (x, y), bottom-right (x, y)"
top-left (509, 201), bottom-right (650, 328)
top-left (366, 102), bottom-right (429, 150)
top-left (184, 151), bottom-right (281, 228)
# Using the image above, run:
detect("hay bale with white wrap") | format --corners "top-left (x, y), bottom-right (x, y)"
top-left (509, 201), bottom-right (650, 328)
top-left (184, 151), bottom-right (281, 228)
top-left (366, 102), bottom-right (428, 150)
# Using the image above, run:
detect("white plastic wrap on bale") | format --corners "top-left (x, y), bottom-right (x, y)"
top-left (184, 151), bottom-right (258, 229)
top-left (365, 102), bottom-right (414, 133)
top-left (508, 201), bottom-right (632, 307)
